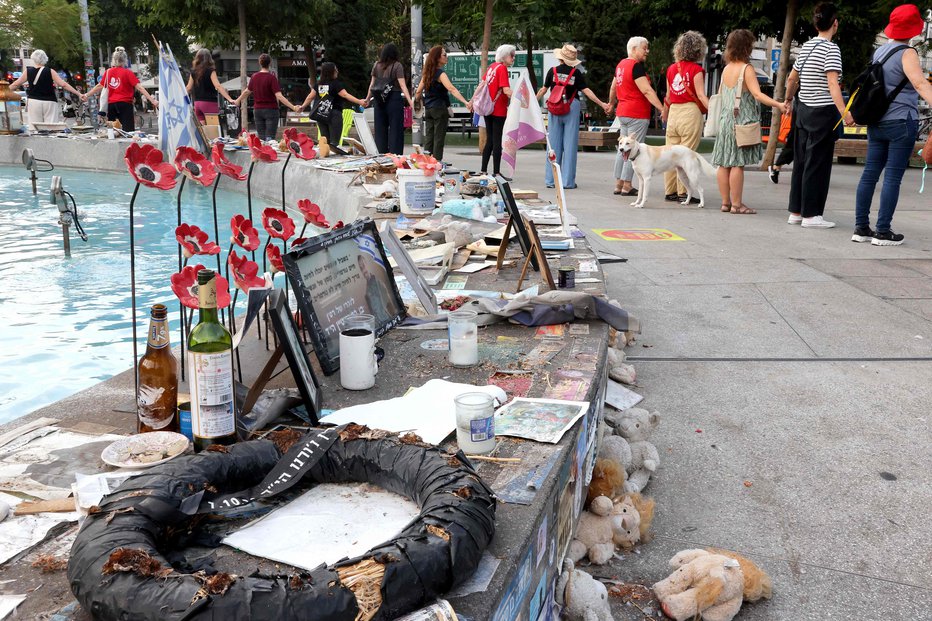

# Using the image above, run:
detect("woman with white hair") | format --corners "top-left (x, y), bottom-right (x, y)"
top-left (480, 44), bottom-right (516, 178)
top-left (8, 49), bottom-right (86, 127)
top-left (86, 47), bottom-right (158, 132)
top-left (609, 36), bottom-right (664, 196)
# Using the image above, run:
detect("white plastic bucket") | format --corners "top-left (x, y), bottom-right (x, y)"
top-left (397, 168), bottom-right (438, 215)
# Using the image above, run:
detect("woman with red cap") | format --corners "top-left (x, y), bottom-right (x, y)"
top-left (852, 4), bottom-right (932, 246)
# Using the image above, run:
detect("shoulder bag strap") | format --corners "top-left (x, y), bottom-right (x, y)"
top-left (879, 44), bottom-right (912, 101)
top-left (733, 64), bottom-right (748, 117)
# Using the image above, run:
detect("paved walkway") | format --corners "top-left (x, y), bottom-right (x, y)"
top-left (449, 145), bottom-right (932, 620)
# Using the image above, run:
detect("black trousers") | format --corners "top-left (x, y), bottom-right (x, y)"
top-left (108, 101), bottom-right (135, 132)
top-left (423, 106), bottom-right (450, 161)
top-left (318, 111), bottom-right (343, 147)
top-left (481, 114), bottom-right (506, 175)
top-left (788, 101), bottom-right (839, 217)
top-left (374, 91), bottom-right (405, 154)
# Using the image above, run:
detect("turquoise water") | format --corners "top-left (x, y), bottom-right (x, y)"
top-left (0, 164), bottom-right (261, 423)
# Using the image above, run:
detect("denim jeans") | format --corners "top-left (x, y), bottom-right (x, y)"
top-left (855, 118), bottom-right (919, 232)
top-left (545, 98), bottom-right (581, 188)
top-left (254, 108), bottom-right (280, 141)
top-left (613, 116), bottom-right (650, 181)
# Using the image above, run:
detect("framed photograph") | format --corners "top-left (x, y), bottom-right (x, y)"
top-left (283, 218), bottom-right (406, 375)
top-left (267, 289), bottom-right (322, 424)
top-left (496, 176), bottom-right (539, 271)
top-left (379, 221), bottom-right (439, 315)
top-left (352, 112), bottom-right (379, 155)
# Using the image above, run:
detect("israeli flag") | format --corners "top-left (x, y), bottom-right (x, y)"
top-left (356, 234), bottom-right (386, 269)
top-left (157, 41), bottom-right (205, 156)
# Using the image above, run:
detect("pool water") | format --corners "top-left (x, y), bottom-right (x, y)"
top-left (0, 164), bottom-right (263, 423)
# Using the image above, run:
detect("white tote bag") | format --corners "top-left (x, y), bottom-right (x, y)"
top-left (702, 92), bottom-right (723, 138)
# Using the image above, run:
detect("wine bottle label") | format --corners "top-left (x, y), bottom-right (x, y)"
top-left (147, 318), bottom-right (170, 349)
top-left (188, 351), bottom-right (235, 438)
top-left (198, 278), bottom-right (217, 309)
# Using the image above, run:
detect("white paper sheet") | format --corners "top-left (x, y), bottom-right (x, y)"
top-left (324, 380), bottom-right (507, 445)
top-left (0, 492), bottom-right (79, 565)
top-left (223, 483), bottom-right (419, 571)
top-left (0, 595), bottom-right (26, 620)
top-left (605, 379), bottom-right (643, 411)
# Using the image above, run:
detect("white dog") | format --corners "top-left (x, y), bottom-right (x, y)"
top-left (617, 135), bottom-right (717, 208)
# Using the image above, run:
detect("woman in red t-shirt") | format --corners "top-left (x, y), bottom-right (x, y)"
top-left (86, 47), bottom-right (158, 132)
top-left (480, 44), bottom-right (516, 178)
top-left (661, 31), bottom-right (710, 203)
top-left (608, 37), bottom-right (664, 196)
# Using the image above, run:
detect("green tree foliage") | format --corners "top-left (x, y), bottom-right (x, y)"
top-left (90, 0), bottom-right (192, 73)
top-left (0, 0), bottom-right (83, 69)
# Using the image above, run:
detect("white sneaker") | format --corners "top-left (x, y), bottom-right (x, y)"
top-left (801, 215), bottom-right (835, 229)
top-left (787, 213), bottom-right (803, 225)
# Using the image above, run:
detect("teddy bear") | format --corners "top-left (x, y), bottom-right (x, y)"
top-left (603, 407), bottom-right (660, 493)
top-left (555, 558), bottom-right (615, 621)
top-left (607, 347), bottom-right (636, 385)
top-left (652, 549), bottom-right (772, 621)
top-left (568, 494), bottom-right (654, 565)
top-left (586, 457), bottom-right (626, 505)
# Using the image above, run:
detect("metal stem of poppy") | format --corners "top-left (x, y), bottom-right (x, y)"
top-left (246, 161), bottom-right (257, 263)
top-left (211, 176), bottom-right (224, 326)
top-left (281, 153), bottom-right (291, 211)
top-left (262, 235), bottom-right (273, 351)
top-left (298, 222), bottom-right (308, 240)
top-left (230, 288), bottom-right (243, 384)
top-left (176, 175), bottom-right (188, 382)
top-left (129, 183), bottom-right (140, 412)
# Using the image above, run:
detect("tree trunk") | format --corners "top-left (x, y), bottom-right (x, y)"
top-left (762, 0), bottom-right (798, 169)
top-left (239, 0), bottom-right (248, 133)
top-left (478, 0), bottom-right (495, 155)
top-left (305, 38), bottom-right (317, 89)
top-left (525, 30), bottom-right (536, 92)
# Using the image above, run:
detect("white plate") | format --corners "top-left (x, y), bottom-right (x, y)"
top-left (101, 432), bottom-right (190, 469)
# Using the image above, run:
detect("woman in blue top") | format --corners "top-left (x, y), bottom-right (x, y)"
top-left (414, 46), bottom-right (472, 162)
top-left (852, 4), bottom-right (932, 246)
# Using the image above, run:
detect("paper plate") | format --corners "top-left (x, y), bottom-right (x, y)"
top-left (33, 122), bottom-right (68, 132)
top-left (101, 432), bottom-right (190, 469)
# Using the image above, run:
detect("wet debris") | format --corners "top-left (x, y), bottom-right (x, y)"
top-left (102, 548), bottom-right (171, 578)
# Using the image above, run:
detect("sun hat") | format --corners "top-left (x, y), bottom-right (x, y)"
top-left (553, 44), bottom-right (582, 67)
top-left (884, 4), bottom-right (925, 40)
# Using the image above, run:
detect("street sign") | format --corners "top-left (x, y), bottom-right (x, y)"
top-left (772, 61), bottom-right (780, 74)
top-left (771, 49), bottom-right (781, 62)
top-left (445, 51), bottom-right (556, 111)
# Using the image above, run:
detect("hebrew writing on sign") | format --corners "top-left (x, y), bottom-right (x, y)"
top-left (284, 219), bottom-right (406, 375)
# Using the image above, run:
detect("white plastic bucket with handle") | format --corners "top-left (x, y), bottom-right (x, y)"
top-left (397, 168), bottom-right (438, 215)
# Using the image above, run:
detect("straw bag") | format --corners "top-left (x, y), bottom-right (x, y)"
top-left (733, 64), bottom-right (761, 148)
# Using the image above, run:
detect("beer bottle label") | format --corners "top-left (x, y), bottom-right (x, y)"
top-left (147, 318), bottom-right (170, 349)
top-left (188, 350), bottom-right (234, 438)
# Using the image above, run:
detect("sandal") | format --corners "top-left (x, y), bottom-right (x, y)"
top-left (721, 203), bottom-right (732, 212)
top-left (730, 203), bottom-right (756, 214)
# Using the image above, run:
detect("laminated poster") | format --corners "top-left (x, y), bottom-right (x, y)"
top-left (494, 397), bottom-right (590, 444)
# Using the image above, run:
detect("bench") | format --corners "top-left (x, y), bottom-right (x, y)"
top-left (835, 138), bottom-right (927, 166)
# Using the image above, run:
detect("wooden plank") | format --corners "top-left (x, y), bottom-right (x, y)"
top-left (13, 498), bottom-right (75, 515)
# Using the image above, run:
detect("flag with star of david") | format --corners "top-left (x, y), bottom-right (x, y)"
top-left (157, 41), bottom-right (205, 156)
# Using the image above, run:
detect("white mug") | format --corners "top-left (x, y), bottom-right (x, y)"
top-left (339, 314), bottom-right (378, 390)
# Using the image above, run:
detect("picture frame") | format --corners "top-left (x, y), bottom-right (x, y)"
top-left (496, 175), bottom-right (539, 271)
top-left (352, 112), bottom-right (379, 155)
top-left (379, 221), bottom-right (439, 315)
top-left (283, 218), bottom-right (406, 375)
top-left (267, 289), bottom-right (322, 425)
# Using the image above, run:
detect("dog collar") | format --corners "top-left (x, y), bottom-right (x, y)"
top-left (629, 149), bottom-right (640, 161)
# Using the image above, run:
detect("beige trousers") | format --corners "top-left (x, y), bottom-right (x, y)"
top-left (27, 99), bottom-right (62, 127)
top-left (664, 102), bottom-right (703, 195)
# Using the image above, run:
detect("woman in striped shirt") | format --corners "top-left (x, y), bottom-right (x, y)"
top-left (782, 2), bottom-right (854, 229)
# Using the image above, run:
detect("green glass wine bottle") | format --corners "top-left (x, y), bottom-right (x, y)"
top-left (188, 269), bottom-right (237, 451)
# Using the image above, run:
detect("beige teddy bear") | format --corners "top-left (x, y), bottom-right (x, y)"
top-left (568, 494), bottom-right (654, 565)
top-left (652, 549), bottom-right (772, 621)
top-left (555, 559), bottom-right (615, 621)
top-left (604, 407), bottom-right (660, 493)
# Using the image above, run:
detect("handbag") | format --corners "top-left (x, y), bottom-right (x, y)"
top-left (310, 96), bottom-right (333, 123)
top-left (733, 64), bottom-right (761, 147)
top-left (702, 81), bottom-right (723, 138)
top-left (98, 71), bottom-right (109, 117)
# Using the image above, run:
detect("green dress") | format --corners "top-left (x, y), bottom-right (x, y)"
top-left (711, 83), bottom-right (762, 167)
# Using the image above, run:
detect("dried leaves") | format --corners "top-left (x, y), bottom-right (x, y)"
top-left (102, 548), bottom-right (171, 578)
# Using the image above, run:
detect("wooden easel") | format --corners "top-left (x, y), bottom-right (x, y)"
top-left (240, 345), bottom-right (284, 417)
top-left (495, 215), bottom-right (518, 269)
top-left (516, 220), bottom-right (556, 292)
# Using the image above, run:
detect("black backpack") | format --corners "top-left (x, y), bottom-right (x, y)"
top-left (847, 45), bottom-right (910, 126)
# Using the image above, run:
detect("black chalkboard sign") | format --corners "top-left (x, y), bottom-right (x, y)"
top-left (283, 219), bottom-right (406, 375)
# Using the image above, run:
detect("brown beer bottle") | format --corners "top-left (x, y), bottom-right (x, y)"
top-left (137, 304), bottom-right (180, 433)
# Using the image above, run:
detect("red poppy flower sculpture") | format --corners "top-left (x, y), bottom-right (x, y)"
top-left (297, 199), bottom-right (322, 222)
top-left (266, 244), bottom-right (285, 273)
top-left (228, 251), bottom-right (267, 292)
top-left (262, 207), bottom-right (296, 240)
top-left (247, 132), bottom-right (279, 162)
top-left (174, 146), bottom-right (217, 186)
top-left (124, 143), bottom-right (177, 190)
top-left (387, 153), bottom-right (408, 170)
top-left (230, 215), bottom-right (260, 252)
top-left (283, 127), bottom-right (316, 160)
top-left (291, 237), bottom-right (308, 248)
top-left (171, 264), bottom-right (231, 309)
top-left (211, 143), bottom-right (247, 181)
top-left (176, 223), bottom-right (222, 259)
top-left (410, 153), bottom-right (441, 177)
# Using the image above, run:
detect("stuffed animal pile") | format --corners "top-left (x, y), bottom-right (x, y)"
top-left (568, 493), bottom-right (654, 565)
top-left (591, 407), bottom-right (660, 496)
